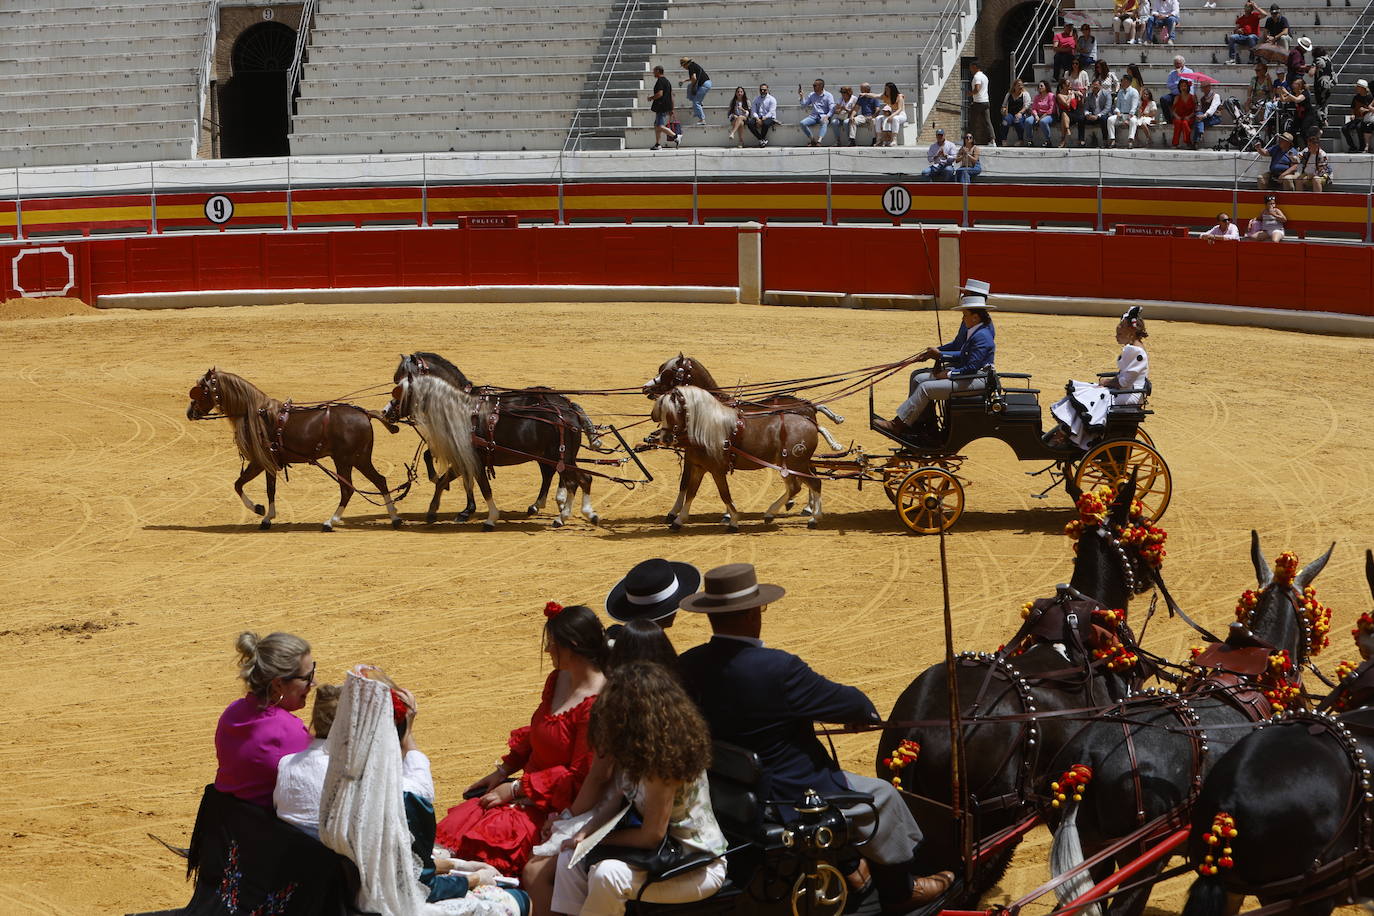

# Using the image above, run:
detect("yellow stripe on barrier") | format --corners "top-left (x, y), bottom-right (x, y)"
top-left (968, 196), bottom-right (1099, 214)
top-left (427, 196), bottom-right (559, 212)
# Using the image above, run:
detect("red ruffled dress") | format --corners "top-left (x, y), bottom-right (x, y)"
top-left (435, 671), bottom-right (596, 873)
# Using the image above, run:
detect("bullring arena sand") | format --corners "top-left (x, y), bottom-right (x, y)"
top-left (1, 295), bottom-right (1371, 916)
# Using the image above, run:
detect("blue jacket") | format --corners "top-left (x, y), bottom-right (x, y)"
top-left (937, 320), bottom-right (996, 375)
top-left (679, 636), bottom-right (878, 803)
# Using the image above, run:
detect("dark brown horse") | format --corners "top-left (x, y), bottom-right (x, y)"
top-left (186, 368), bottom-right (402, 531)
top-left (652, 385), bottom-right (822, 530)
top-left (383, 353), bottom-right (598, 530)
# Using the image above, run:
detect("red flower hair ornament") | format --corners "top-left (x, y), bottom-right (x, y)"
top-left (544, 601), bottom-right (564, 620)
top-left (390, 689), bottom-right (411, 726)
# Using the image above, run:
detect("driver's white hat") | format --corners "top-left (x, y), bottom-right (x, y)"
top-left (952, 278), bottom-right (996, 310)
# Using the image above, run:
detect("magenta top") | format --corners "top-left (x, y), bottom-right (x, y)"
top-left (214, 696), bottom-right (312, 808)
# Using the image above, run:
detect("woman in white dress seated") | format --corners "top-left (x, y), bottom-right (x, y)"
top-left (1045, 307), bottom-right (1150, 450)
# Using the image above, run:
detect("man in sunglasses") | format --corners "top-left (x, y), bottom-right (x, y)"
top-left (1199, 212), bottom-right (1240, 241)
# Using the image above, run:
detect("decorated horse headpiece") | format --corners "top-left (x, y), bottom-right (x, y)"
top-left (1063, 482), bottom-right (1168, 595)
top-left (644, 354), bottom-right (695, 398)
top-left (187, 367), bottom-right (221, 418)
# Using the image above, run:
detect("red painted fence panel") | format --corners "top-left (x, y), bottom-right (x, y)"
top-left (761, 226), bottom-right (939, 295)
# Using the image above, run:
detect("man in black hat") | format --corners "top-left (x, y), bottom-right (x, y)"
top-left (678, 564), bottom-right (954, 911)
top-left (604, 557), bottom-right (701, 630)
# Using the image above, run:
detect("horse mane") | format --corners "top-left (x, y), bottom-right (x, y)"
top-left (662, 386), bottom-right (737, 465)
top-left (412, 352), bottom-right (473, 390)
top-left (213, 371), bottom-right (281, 475)
top-left (680, 356), bottom-right (721, 392)
top-left (408, 373), bottom-right (481, 480)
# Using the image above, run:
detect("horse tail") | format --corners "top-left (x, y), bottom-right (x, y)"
top-left (1180, 873), bottom-right (1228, 916)
top-left (1049, 800), bottom-right (1103, 916)
top-left (364, 408), bottom-right (399, 434)
top-left (817, 403), bottom-right (845, 424)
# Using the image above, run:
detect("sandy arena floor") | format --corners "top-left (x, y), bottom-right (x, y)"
top-left (1, 297), bottom-right (1371, 915)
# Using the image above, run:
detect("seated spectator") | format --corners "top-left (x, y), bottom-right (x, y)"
top-left (1228, 0), bottom-right (1265, 63)
top-left (1108, 76), bottom-right (1141, 147)
top-left (747, 83), bottom-right (778, 147)
top-left (436, 603), bottom-right (605, 874)
top-left (1200, 212), bottom-right (1241, 240)
top-left (1255, 131), bottom-right (1297, 187)
top-left (1282, 131), bottom-right (1333, 190)
top-left (605, 557), bottom-right (699, 631)
top-left (1160, 56), bottom-right (1188, 123)
top-left (1094, 60), bottom-right (1120, 95)
top-left (1079, 79), bottom-right (1112, 146)
top-left (1114, 0), bottom-right (1146, 44)
top-left (1001, 79), bottom-right (1034, 145)
top-left (725, 87), bottom-right (750, 147)
top-left (1259, 4), bottom-right (1291, 55)
top-left (1147, 0), bottom-right (1180, 44)
top-left (550, 661), bottom-right (728, 916)
top-left (1247, 194), bottom-right (1287, 239)
top-left (1276, 75), bottom-right (1316, 137)
top-left (1126, 63), bottom-right (1149, 99)
top-left (874, 82), bottom-right (908, 146)
top-left (1055, 78), bottom-right (1082, 147)
top-left (1171, 79), bottom-right (1198, 147)
top-left (922, 127), bottom-right (958, 179)
top-left (274, 684), bottom-right (343, 840)
top-left (955, 132), bottom-right (983, 184)
top-left (607, 617), bottom-right (680, 672)
top-left (679, 57), bottom-right (712, 127)
top-left (1132, 88), bottom-right (1160, 147)
top-left (832, 86), bottom-right (859, 147)
top-left (1053, 24), bottom-right (1079, 81)
top-left (1247, 61), bottom-right (1274, 113)
top-left (1076, 24), bottom-right (1099, 68)
top-left (851, 82), bottom-right (882, 145)
top-left (798, 78), bottom-right (835, 147)
top-left (1194, 81), bottom-right (1223, 147)
top-left (1030, 80), bottom-right (1058, 146)
top-left (1068, 59), bottom-right (1091, 97)
top-left (214, 631), bottom-right (313, 808)
top-left (1343, 79), bottom-right (1374, 152)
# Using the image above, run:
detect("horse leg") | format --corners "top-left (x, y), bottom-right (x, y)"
top-left (261, 473), bottom-right (277, 530)
top-left (803, 476), bottom-right (823, 529)
top-left (476, 473), bottom-right (500, 531)
top-left (426, 470), bottom-right (452, 524)
top-left (455, 473), bottom-right (476, 523)
top-left (323, 461), bottom-right (354, 531)
top-left (711, 468), bottom-right (740, 531)
top-left (578, 471), bottom-right (598, 525)
top-left (553, 472), bottom-right (574, 529)
top-left (1103, 849), bottom-right (1163, 916)
top-left (234, 464), bottom-right (265, 519)
top-left (666, 463), bottom-right (688, 525)
top-left (530, 464), bottom-right (554, 516)
top-left (357, 454), bottom-right (401, 528)
top-left (671, 463), bottom-right (706, 531)
top-left (764, 476), bottom-right (801, 522)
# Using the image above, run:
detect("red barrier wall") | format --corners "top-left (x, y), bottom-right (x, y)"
top-left (762, 226), bottom-right (941, 295)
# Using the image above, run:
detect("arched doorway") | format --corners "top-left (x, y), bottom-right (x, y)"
top-left (996, 2), bottom-right (1045, 101)
top-left (218, 21), bottom-right (296, 158)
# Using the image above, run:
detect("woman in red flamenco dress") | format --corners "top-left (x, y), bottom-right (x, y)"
top-left (436, 602), bottom-right (606, 874)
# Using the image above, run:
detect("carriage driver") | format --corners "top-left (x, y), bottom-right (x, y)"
top-left (872, 279), bottom-right (996, 445)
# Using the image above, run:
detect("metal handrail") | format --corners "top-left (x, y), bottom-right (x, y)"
top-left (565, 0), bottom-right (643, 152)
top-left (910, 0), bottom-right (977, 131)
top-left (1330, 0), bottom-right (1374, 81)
top-left (1011, 0), bottom-right (1063, 87)
top-left (286, 0), bottom-right (320, 118)
top-left (191, 1), bottom-right (220, 158)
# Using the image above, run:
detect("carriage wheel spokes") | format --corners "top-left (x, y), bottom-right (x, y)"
top-left (1074, 439), bottom-right (1172, 524)
top-left (895, 467), bottom-right (965, 534)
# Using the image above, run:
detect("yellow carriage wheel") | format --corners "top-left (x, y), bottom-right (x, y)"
top-left (1135, 428), bottom-right (1155, 448)
top-left (894, 468), bottom-right (965, 534)
top-left (882, 461), bottom-right (915, 505)
top-left (1074, 439), bottom-right (1172, 523)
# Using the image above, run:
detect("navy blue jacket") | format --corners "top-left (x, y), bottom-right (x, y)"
top-left (679, 636), bottom-right (879, 803)
top-left (937, 320), bottom-right (996, 375)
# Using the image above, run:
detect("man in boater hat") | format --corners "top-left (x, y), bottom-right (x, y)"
top-left (604, 557), bottom-right (701, 629)
top-left (872, 278), bottom-right (996, 446)
top-left (678, 564), bottom-right (955, 910)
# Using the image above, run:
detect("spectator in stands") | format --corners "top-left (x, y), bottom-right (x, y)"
top-left (1031, 80), bottom-right (1058, 146)
top-left (922, 127), bottom-right (958, 179)
top-left (747, 84), bottom-right (778, 147)
top-left (1055, 78), bottom-right (1082, 147)
top-left (851, 82), bottom-right (881, 145)
top-left (215, 631), bottom-right (313, 808)
top-left (1068, 59), bottom-right (1091, 96)
top-left (1076, 24), bottom-right (1099, 68)
top-left (1200, 212), bottom-right (1241, 240)
top-left (1108, 76), bottom-right (1141, 147)
top-left (832, 86), bottom-right (859, 146)
top-left (1342, 79), bottom-right (1374, 152)
top-left (955, 132), bottom-right (983, 184)
top-left (1001, 79), bottom-right (1034, 145)
top-left (1287, 37), bottom-right (1312, 82)
top-left (1228, 0), bottom-right (1265, 64)
top-left (649, 66), bottom-right (679, 151)
top-left (1194, 81), bottom-right (1223, 146)
top-left (1127, 63), bottom-right (1149, 96)
top-left (1171, 79), bottom-right (1198, 147)
top-left (1282, 131), bottom-right (1333, 190)
top-left (1246, 194), bottom-right (1287, 239)
top-left (1053, 24), bottom-right (1079, 81)
top-left (875, 82), bottom-right (907, 146)
top-left (1160, 56), bottom-right (1187, 123)
top-left (1147, 0), bottom-right (1180, 44)
top-left (798, 78), bottom-right (835, 147)
top-left (726, 87), bottom-right (751, 147)
top-left (1254, 131), bottom-right (1296, 187)
top-left (1276, 75), bottom-right (1316, 137)
top-left (1080, 79), bottom-right (1112, 146)
top-left (1248, 61), bottom-right (1275, 113)
top-left (1094, 60), bottom-right (1120, 95)
top-left (1263, 4), bottom-right (1291, 53)
top-left (679, 58), bottom-right (712, 127)
top-left (1132, 88), bottom-right (1160, 147)
top-left (1114, 0), bottom-right (1147, 44)
top-left (969, 60), bottom-right (995, 145)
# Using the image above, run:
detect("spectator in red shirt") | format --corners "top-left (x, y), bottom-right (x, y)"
top-left (1228, 0), bottom-right (1264, 64)
top-left (1171, 79), bottom-right (1197, 147)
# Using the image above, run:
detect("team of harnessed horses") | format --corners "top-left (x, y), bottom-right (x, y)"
top-left (183, 355), bottom-right (1374, 915)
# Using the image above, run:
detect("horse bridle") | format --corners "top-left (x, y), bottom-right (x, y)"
top-left (188, 367), bottom-right (222, 419)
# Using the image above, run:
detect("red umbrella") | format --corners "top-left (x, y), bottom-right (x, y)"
top-left (1178, 70), bottom-right (1219, 85)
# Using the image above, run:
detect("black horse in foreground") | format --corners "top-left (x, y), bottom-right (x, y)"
top-left (876, 477), bottom-right (1160, 906)
top-left (1043, 533), bottom-right (1336, 916)
top-left (1181, 550), bottom-right (1374, 916)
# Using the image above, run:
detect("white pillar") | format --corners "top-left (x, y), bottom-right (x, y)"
top-left (737, 222), bottom-right (763, 305)
top-left (937, 226), bottom-right (962, 308)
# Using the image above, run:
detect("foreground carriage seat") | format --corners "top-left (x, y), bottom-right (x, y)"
top-left (946, 368), bottom-right (1043, 421)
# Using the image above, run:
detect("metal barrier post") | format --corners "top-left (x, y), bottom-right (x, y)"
top-left (1096, 151), bottom-right (1103, 231)
top-left (826, 149), bottom-right (833, 224)
top-left (14, 167), bottom-right (21, 240)
top-left (149, 162), bottom-right (158, 234)
top-left (916, 54), bottom-right (924, 129)
top-left (421, 155), bottom-right (429, 227)
top-left (1367, 155), bottom-right (1373, 243)
top-left (692, 150), bottom-right (699, 224)
top-left (558, 153), bottom-right (566, 225)
top-left (286, 158), bottom-right (294, 230)
top-left (1232, 153), bottom-right (1239, 219)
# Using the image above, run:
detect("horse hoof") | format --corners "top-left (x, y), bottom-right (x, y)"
top-left (321, 524), bottom-right (333, 532)
top-left (552, 519), bottom-right (564, 529)
top-left (587, 514), bottom-right (600, 526)
top-left (784, 500), bottom-right (795, 511)
top-left (808, 518), bottom-right (819, 529)
top-left (763, 515), bottom-right (774, 523)
top-left (800, 506), bottom-right (814, 516)
top-left (424, 513), bottom-right (437, 524)
top-left (259, 519), bottom-right (271, 530)
top-left (391, 518), bottom-right (403, 529)
top-left (527, 505), bottom-right (539, 516)
top-left (253, 504), bottom-right (266, 516)
top-left (455, 511), bottom-right (473, 523)
top-left (665, 513), bottom-right (676, 525)
top-left (669, 520), bottom-right (683, 532)
top-left (721, 514), bottom-right (732, 525)
top-left (482, 521), bottom-right (496, 532)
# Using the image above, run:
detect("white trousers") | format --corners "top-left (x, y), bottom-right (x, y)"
top-left (876, 112), bottom-right (908, 138)
top-left (551, 848), bottom-right (728, 916)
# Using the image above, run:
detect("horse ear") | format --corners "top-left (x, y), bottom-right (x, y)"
top-left (1108, 471), bottom-right (1138, 525)
top-left (1366, 549), bottom-right (1374, 601)
top-left (1296, 542), bottom-right (1336, 589)
top-left (1251, 530), bottom-right (1273, 589)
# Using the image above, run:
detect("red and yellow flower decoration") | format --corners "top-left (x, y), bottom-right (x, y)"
top-left (1049, 764), bottom-right (1093, 808)
top-left (1274, 551), bottom-right (1300, 586)
top-left (543, 601), bottom-right (564, 619)
top-left (1260, 650), bottom-right (1302, 712)
top-left (1299, 585), bottom-right (1333, 656)
top-left (1197, 812), bottom-right (1239, 875)
top-left (884, 739), bottom-right (921, 790)
top-left (1064, 484), bottom-right (1167, 568)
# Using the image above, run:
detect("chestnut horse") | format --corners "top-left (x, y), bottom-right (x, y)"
top-left (186, 368), bottom-right (402, 531)
top-left (652, 385), bottom-right (822, 530)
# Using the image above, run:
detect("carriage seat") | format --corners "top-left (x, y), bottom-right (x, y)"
top-left (946, 367), bottom-right (1041, 420)
top-left (1095, 373), bottom-right (1154, 425)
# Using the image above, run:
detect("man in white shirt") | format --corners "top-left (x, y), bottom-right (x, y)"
top-left (968, 60), bottom-right (995, 145)
top-left (922, 127), bottom-right (958, 180)
top-left (1193, 82), bottom-right (1223, 145)
top-left (1199, 213), bottom-right (1240, 241)
top-left (747, 83), bottom-right (778, 147)
top-left (1147, 0), bottom-right (1180, 44)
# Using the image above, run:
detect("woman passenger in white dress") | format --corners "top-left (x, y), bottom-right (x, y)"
top-left (1045, 307), bottom-right (1150, 449)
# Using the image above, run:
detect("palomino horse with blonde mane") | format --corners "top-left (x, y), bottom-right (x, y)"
top-left (653, 385), bottom-right (822, 531)
top-left (186, 368), bottom-right (403, 531)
